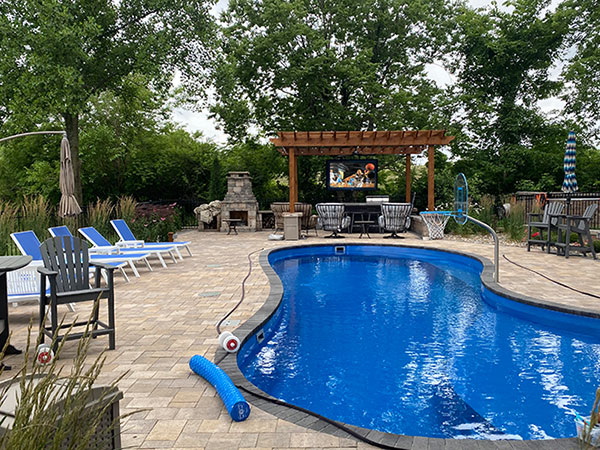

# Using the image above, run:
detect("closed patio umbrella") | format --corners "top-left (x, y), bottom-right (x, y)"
top-left (59, 135), bottom-right (82, 217)
top-left (561, 131), bottom-right (578, 215)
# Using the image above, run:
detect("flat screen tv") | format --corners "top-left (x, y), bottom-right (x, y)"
top-left (327, 159), bottom-right (378, 191)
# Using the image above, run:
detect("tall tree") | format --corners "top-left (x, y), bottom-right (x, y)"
top-left (0, 0), bottom-right (214, 202)
top-left (560, 0), bottom-right (600, 139)
top-left (449, 0), bottom-right (568, 196)
top-left (208, 155), bottom-right (225, 201)
top-left (211, 0), bottom-right (456, 139)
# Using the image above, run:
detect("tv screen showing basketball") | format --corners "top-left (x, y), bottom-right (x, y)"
top-left (327, 159), bottom-right (378, 191)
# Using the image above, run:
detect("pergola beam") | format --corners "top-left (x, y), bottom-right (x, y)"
top-left (284, 146), bottom-right (425, 156)
top-left (271, 130), bottom-right (453, 150)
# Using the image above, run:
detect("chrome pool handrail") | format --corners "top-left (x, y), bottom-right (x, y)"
top-left (467, 216), bottom-right (500, 282)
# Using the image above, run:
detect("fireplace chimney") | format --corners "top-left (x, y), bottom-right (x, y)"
top-left (220, 172), bottom-right (259, 232)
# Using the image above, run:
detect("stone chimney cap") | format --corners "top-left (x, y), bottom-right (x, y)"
top-left (227, 171), bottom-right (251, 178)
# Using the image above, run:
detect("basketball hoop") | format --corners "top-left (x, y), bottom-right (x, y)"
top-left (421, 173), bottom-right (499, 282)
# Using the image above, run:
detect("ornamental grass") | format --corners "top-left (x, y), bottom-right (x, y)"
top-left (0, 303), bottom-right (136, 449)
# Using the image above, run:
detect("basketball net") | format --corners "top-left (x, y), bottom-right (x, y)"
top-left (420, 212), bottom-right (451, 240)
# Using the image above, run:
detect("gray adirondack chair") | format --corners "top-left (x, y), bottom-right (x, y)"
top-left (38, 236), bottom-right (116, 351)
top-left (554, 203), bottom-right (598, 259)
top-left (526, 201), bottom-right (565, 253)
top-left (378, 203), bottom-right (413, 238)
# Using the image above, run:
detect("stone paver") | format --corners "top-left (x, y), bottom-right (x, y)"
top-left (1, 229), bottom-right (595, 449)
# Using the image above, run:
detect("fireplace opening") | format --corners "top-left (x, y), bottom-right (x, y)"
top-left (230, 211), bottom-right (249, 226)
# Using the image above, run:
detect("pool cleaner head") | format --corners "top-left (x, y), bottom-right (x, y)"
top-left (218, 331), bottom-right (241, 353)
top-left (36, 343), bottom-right (54, 365)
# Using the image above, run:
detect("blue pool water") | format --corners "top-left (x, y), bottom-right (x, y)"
top-left (237, 245), bottom-right (600, 440)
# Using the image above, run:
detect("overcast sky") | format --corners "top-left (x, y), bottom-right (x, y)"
top-left (171, 0), bottom-right (565, 145)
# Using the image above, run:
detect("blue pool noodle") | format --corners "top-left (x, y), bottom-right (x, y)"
top-left (189, 355), bottom-right (251, 421)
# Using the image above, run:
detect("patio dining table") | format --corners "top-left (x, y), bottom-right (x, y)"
top-left (0, 255), bottom-right (32, 367)
top-left (343, 202), bottom-right (386, 233)
top-left (551, 211), bottom-right (597, 259)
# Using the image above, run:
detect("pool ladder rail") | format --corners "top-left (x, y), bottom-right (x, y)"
top-left (466, 216), bottom-right (499, 282)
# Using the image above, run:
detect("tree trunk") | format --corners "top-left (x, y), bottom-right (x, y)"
top-left (63, 112), bottom-right (83, 204)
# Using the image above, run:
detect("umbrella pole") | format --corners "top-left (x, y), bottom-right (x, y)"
top-left (566, 194), bottom-right (571, 215)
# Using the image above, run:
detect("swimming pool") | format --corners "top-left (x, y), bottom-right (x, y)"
top-left (237, 244), bottom-right (600, 440)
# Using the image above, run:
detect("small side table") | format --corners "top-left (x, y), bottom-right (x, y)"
top-left (283, 212), bottom-right (302, 241)
top-left (0, 255), bottom-right (32, 368)
top-left (223, 219), bottom-right (242, 235)
top-left (354, 220), bottom-right (374, 239)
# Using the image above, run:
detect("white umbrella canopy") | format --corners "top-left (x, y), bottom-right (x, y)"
top-left (58, 135), bottom-right (82, 217)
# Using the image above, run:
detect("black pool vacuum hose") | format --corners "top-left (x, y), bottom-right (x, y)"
top-left (502, 254), bottom-right (600, 300)
top-left (215, 248), bottom-right (264, 336)
top-left (235, 383), bottom-right (410, 450)
top-left (216, 250), bottom-right (596, 450)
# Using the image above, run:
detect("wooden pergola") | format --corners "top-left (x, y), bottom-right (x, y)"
top-left (270, 130), bottom-right (455, 212)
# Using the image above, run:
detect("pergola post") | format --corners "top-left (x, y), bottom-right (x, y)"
top-left (405, 154), bottom-right (411, 203)
top-left (427, 145), bottom-right (435, 211)
top-left (288, 147), bottom-right (298, 213)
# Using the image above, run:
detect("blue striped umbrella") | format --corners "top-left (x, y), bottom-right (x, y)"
top-left (562, 131), bottom-right (578, 214)
top-left (562, 131), bottom-right (578, 194)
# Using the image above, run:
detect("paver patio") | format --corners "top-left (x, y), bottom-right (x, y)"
top-left (1, 229), bottom-right (598, 449)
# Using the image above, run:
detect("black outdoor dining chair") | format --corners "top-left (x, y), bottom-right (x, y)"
top-left (38, 236), bottom-right (116, 351)
top-left (316, 203), bottom-right (351, 238)
top-left (378, 203), bottom-right (412, 238)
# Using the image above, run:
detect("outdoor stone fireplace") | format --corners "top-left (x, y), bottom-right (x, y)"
top-left (220, 172), bottom-right (258, 232)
